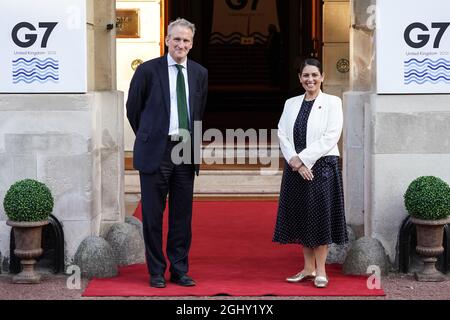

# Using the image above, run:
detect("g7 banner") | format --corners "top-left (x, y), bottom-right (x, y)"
top-left (0, 0), bottom-right (87, 93)
top-left (377, 0), bottom-right (450, 93)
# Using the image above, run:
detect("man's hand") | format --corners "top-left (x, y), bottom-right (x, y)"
top-left (289, 156), bottom-right (303, 171)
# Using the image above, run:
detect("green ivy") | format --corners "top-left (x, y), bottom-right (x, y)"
top-left (3, 179), bottom-right (54, 222)
top-left (404, 176), bottom-right (450, 220)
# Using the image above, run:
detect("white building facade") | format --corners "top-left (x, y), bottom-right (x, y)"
top-left (1, 0), bottom-right (449, 268)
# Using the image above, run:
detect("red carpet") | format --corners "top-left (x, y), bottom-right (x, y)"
top-left (83, 201), bottom-right (385, 297)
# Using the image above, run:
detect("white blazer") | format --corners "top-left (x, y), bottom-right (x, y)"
top-left (278, 90), bottom-right (343, 170)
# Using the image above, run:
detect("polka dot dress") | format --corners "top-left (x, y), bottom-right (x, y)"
top-left (273, 99), bottom-right (348, 247)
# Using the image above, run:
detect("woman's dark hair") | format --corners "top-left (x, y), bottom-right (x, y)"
top-left (297, 58), bottom-right (323, 74)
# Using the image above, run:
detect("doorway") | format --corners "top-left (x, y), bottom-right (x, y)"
top-left (167, 0), bottom-right (323, 132)
top-left (117, 0), bottom-right (325, 148)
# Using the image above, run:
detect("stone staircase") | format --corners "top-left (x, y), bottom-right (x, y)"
top-left (124, 144), bottom-right (283, 212)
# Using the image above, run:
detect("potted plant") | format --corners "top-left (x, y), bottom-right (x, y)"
top-left (3, 179), bottom-right (54, 283)
top-left (404, 176), bottom-right (450, 282)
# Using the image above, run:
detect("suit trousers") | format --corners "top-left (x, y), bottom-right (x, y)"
top-left (139, 138), bottom-right (195, 277)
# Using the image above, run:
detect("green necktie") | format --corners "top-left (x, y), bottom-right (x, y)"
top-left (175, 64), bottom-right (189, 131)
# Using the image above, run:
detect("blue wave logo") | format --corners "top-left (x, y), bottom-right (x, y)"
top-left (404, 58), bottom-right (450, 84)
top-left (210, 32), bottom-right (268, 44)
top-left (12, 57), bottom-right (59, 84)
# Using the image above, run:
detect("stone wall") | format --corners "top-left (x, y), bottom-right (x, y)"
top-left (364, 94), bottom-right (450, 261)
top-left (0, 92), bottom-right (124, 264)
top-left (344, 0), bottom-right (450, 263)
top-left (0, 0), bottom-right (122, 266)
top-left (87, 0), bottom-right (117, 91)
top-left (342, 91), bottom-right (368, 238)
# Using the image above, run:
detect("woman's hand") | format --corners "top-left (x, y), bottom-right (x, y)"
top-left (289, 156), bottom-right (303, 171)
top-left (298, 165), bottom-right (314, 181)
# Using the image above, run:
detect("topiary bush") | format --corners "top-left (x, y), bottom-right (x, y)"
top-left (3, 179), bottom-right (54, 222)
top-left (404, 176), bottom-right (450, 220)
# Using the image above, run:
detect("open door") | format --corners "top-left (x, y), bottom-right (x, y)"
top-left (167, 0), bottom-right (323, 132)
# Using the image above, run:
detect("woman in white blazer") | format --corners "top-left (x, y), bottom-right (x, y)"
top-left (273, 58), bottom-right (348, 288)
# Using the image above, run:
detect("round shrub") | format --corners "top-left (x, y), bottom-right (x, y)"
top-left (404, 176), bottom-right (450, 220)
top-left (3, 179), bottom-right (54, 222)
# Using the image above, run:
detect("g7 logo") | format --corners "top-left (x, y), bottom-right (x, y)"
top-left (404, 22), bottom-right (450, 49)
top-left (226, 0), bottom-right (259, 10)
top-left (11, 22), bottom-right (58, 48)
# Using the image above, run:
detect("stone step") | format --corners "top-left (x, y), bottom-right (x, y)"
top-left (125, 144), bottom-right (284, 171)
top-left (125, 144), bottom-right (284, 204)
top-left (125, 169), bottom-right (282, 197)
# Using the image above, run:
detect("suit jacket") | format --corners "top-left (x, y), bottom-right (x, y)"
top-left (277, 90), bottom-right (343, 170)
top-left (126, 55), bottom-right (208, 174)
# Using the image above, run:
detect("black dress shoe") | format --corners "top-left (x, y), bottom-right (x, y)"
top-left (150, 275), bottom-right (166, 288)
top-left (170, 274), bottom-right (196, 287)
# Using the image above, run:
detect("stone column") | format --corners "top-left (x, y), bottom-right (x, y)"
top-left (344, 0), bottom-right (450, 263)
top-left (342, 0), bottom-right (376, 239)
top-left (0, 0), bottom-right (124, 265)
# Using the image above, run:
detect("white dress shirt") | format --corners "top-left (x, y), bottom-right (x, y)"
top-left (278, 90), bottom-right (343, 169)
top-left (167, 54), bottom-right (190, 135)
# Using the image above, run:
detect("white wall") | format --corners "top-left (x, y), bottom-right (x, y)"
top-left (0, 92), bottom-right (124, 263)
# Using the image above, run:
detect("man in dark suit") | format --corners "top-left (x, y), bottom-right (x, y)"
top-left (126, 18), bottom-right (208, 288)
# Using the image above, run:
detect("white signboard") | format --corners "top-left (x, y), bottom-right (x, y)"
top-left (377, 0), bottom-right (450, 94)
top-left (0, 0), bottom-right (87, 93)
